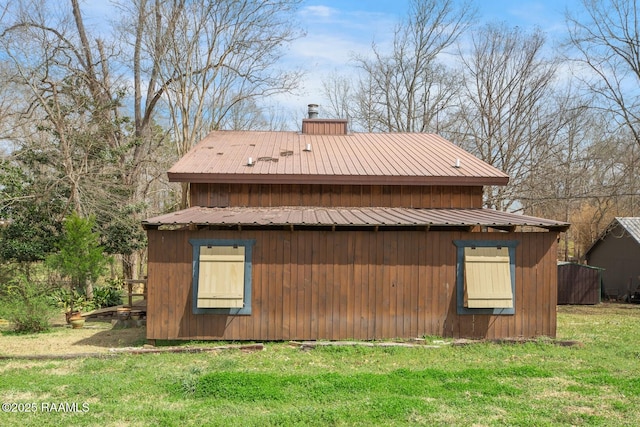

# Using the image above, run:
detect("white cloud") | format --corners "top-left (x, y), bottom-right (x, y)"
top-left (269, 3), bottom-right (402, 127)
top-left (301, 5), bottom-right (337, 19)
top-left (289, 4), bottom-right (398, 75)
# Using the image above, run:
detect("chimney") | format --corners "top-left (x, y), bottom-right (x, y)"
top-left (301, 103), bottom-right (348, 135)
top-left (307, 103), bottom-right (319, 119)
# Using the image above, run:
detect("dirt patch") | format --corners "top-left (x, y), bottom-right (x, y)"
top-left (0, 314), bottom-right (146, 357)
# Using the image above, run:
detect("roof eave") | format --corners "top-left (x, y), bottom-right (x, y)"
top-left (167, 172), bottom-right (509, 187)
top-left (142, 206), bottom-right (569, 232)
top-left (143, 221), bottom-right (569, 232)
top-left (584, 218), bottom-right (626, 257)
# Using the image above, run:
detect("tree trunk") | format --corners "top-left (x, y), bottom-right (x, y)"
top-left (180, 182), bottom-right (190, 210)
top-left (122, 253), bottom-right (135, 280)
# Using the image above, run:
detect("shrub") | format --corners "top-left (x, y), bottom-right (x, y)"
top-left (93, 279), bottom-right (123, 309)
top-left (49, 286), bottom-right (97, 313)
top-left (0, 275), bottom-right (59, 333)
top-left (48, 277), bottom-right (123, 314)
top-left (46, 213), bottom-right (109, 309)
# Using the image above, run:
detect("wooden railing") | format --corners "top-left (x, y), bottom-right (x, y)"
top-left (124, 279), bottom-right (147, 308)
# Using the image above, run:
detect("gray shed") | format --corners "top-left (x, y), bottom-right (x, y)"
top-left (557, 262), bottom-right (603, 305)
top-left (585, 217), bottom-right (640, 300)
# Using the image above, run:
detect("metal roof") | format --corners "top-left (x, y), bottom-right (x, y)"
top-left (615, 217), bottom-right (640, 244)
top-left (585, 217), bottom-right (640, 256)
top-left (167, 131), bottom-right (509, 186)
top-left (143, 206), bottom-right (569, 232)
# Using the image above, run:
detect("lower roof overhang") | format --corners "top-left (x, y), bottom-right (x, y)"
top-left (167, 173), bottom-right (509, 186)
top-left (143, 206), bottom-right (570, 232)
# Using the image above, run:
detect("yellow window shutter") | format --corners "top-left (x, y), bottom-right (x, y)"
top-left (464, 247), bottom-right (513, 309)
top-left (197, 246), bottom-right (245, 308)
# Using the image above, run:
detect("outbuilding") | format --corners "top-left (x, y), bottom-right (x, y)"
top-left (585, 217), bottom-right (640, 300)
top-left (557, 262), bottom-right (603, 305)
top-left (143, 111), bottom-right (569, 342)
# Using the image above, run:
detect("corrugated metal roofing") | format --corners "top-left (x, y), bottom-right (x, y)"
top-left (143, 206), bottom-right (570, 231)
top-left (616, 217), bottom-right (640, 244)
top-left (167, 131), bottom-right (509, 186)
top-left (585, 217), bottom-right (640, 257)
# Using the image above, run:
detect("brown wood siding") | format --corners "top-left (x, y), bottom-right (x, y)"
top-left (301, 119), bottom-right (348, 135)
top-left (146, 229), bottom-right (559, 341)
top-left (190, 183), bottom-right (483, 208)
top-left (557, 264), bottom-right (602, 305)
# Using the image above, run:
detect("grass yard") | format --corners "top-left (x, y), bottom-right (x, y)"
top-left (1, 304), bottom-right (639, 426)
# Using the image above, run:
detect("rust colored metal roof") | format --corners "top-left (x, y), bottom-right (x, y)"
top-left (143, 206), bottom-right (569, 232)
top-left (167, 131), bottom-right (509, 186)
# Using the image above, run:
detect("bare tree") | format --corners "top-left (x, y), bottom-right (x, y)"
top-left (321, 72), bottom-right (353, 121)
top-left (566, 0), bottom-right (640, 148)
top-left (572, 129), bottom-right (640, 257)
top-left (218, 98), bottom-right (270, 131)
top-left (449, 24), bottom-right (559, 210)
top-left (0, 0), bottom-right (305, 277)
top-left (118, 0), bottom-right (303, 208)
top-left (0, 0), bottom-right (158, 282)
top-left (350, 0), bottom-right (474, 133)
top-left (513, 94), bottom-right (640, 260)
top-left (0, 1), bottom-right (123, 213)
top-left (517, 93), bottom-right (603, 259)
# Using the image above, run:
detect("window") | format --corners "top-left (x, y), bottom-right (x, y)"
top-left (190, 239), bottom-right (255, 315)
top-left (197, 246), bottom-right (245, 308)
top-left (463, 247), bottom-right (512, 308)
top-left (454, 240), bottom-right (518, 315)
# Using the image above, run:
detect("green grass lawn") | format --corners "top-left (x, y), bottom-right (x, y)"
top-left (1, 304), bottom-right (639, 426)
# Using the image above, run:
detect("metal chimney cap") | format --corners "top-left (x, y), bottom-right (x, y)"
top-left (307, 104), bottom-right (319, 119)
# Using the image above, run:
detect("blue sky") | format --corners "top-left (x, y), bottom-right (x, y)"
top-left (0, 1), bottom-right (587, 154)
top-left (280, 0), bottom-right (584, 116)
top-left (80, 0), bottom-right (586, 122)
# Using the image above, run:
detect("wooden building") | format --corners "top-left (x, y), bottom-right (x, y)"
top-left (557, 262), bottom-right (602, 305)
top-left (143, 111), bottom-right (569, 342)
top-left (586, 217), bottom-right (640, 300)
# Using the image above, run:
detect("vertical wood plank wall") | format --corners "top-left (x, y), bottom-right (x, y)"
top-left (301, 119), bottom-right (348, 135)
top-left (557, 264), bottom-right (601, 305)
top-left (146, 229), bottom-right (558, 341)
top-left (190, 184), bottom-right (484, 208)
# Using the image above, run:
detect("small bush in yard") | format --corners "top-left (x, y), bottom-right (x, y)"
top-left (45, 213), bottom-right (109, 310)
top-left (0, 275), bottom-right (58, 333)
top-left (93, 278), bottom-right (123, 308)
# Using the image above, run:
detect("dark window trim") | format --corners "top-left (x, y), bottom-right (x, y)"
top-left (189, 238), bottom-right (255, 315)
top-left (453, 240), bottom-right (519, 315)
